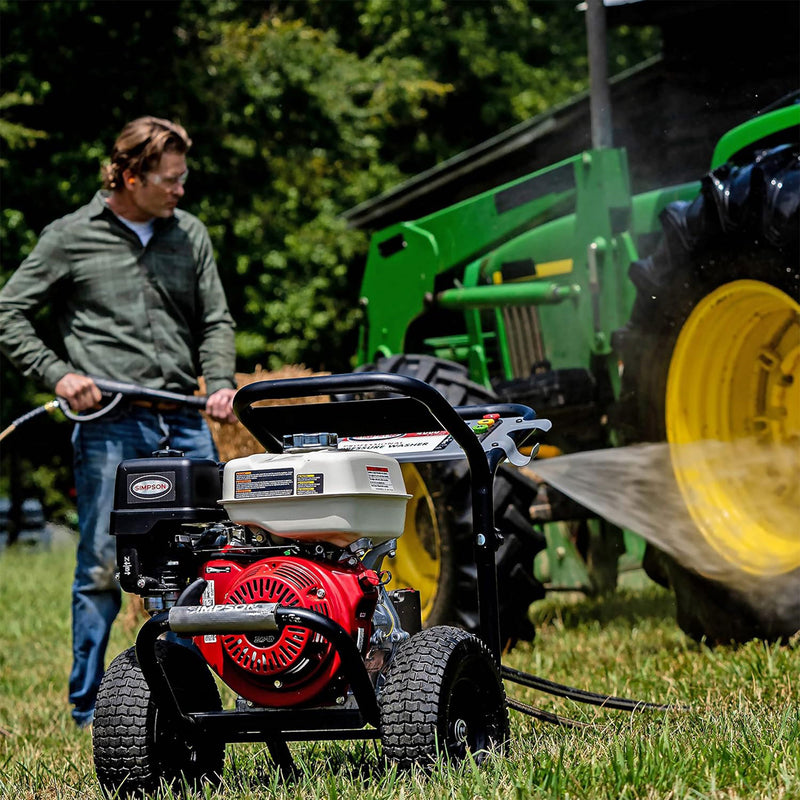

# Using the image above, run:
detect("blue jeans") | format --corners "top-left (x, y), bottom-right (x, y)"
top-left (69, 406), bottom-right (218, 727)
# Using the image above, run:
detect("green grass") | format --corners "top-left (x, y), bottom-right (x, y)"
top-left (1, 539), bottom-right (798, 800)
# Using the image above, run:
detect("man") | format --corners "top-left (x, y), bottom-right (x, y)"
top-left (0, 116), bottom-right (237, 728)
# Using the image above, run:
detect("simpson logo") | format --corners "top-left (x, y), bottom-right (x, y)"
top-left (127, 472), bottom-right (176, 503)
top-left (131, 476), bottom-right (172, 498)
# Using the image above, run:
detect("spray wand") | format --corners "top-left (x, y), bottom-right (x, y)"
top-left (0, 378), bottom-right (208, 443)
top-left (0, 400), bottom-right (62, 443)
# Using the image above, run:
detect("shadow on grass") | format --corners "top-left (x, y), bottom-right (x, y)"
top-left (220, 737), bottom-right (494, 795)
top-left (533, 585), bottom-right (678, 632)
top-left (222, 739), bottom-right (392, 794)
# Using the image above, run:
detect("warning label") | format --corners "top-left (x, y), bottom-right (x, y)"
top-left (366, 465), bottom-right (394, 492)
top-left (296, 473), bottom-right (324, 495)
top-left (201, 579), bottom-right (216, 643)
top-left (234, 468), bottom-right (294, 498)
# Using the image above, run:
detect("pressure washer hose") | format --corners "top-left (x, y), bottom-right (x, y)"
top-left (0, 400), bottom-right (61, 443)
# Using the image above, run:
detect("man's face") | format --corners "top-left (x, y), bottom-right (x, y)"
top-left (129, 151), bottom-right (188, 220)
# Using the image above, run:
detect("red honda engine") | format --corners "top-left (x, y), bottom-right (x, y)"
top-left (194, 554), bottom-right (381, 708)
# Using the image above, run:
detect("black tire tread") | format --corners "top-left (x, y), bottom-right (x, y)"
top-left (379, 625), bottom-right (508, 769)
top-left (93, 647), bottom-right (155, 792)
top-left (93, 642), bottom-right (224, 796)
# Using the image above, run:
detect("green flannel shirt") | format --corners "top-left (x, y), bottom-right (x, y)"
top-left (0, 191), bottom-right (236, 396)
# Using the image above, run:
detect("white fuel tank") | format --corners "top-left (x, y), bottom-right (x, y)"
top-left (220, 436), bottom-right (410, 547)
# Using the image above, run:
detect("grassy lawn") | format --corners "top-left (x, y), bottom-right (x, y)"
top-left (0, 536), bottom-right (797, 799)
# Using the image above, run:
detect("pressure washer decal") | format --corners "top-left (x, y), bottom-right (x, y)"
top-left (339, 431), bottom-right (452, 454)
top-left (296, 473), bottom-right (324, 495)
top-left (127, 472), bottom-right (175, 503)
top-left (234, 468), bottom-right (294, 498)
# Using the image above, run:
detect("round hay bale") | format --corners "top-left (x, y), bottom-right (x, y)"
top-left (201, 366), bottom-right (330, 462)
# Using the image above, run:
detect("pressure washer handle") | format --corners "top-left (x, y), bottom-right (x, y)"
top-left (235, 372), bottom-right (494, 483)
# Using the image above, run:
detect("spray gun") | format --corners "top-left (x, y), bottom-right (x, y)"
top-left (0, 378), bottom-right (208, 443)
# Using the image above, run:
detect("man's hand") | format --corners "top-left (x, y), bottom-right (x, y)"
top-left (54, 373), bottom-right (102, 411)
top-left (205, 388), bottom-right (237, 424)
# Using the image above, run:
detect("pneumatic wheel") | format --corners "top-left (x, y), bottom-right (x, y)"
top-left (614, 144), bottom-right (800, 644)
top-left (354, 355), bottom-right (546, 647)
top-left (93, 641), bottom-right (224, 797)
top-left (379, 626), bottom-right (509, 769)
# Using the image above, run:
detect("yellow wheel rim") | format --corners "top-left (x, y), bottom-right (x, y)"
top-left (666, 279), bottom-right (800, 574)
top-left (385, 464), bottom-right (442, 620)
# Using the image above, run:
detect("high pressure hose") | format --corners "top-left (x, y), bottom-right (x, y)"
top-left (0, 400), bottom-right (61, 443)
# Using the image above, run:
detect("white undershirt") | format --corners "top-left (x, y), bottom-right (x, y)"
top-left (116, 214), bottom-right (155, 246)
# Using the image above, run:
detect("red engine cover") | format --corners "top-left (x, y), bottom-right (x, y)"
top-left (195, 555), bottom-right (379, 707)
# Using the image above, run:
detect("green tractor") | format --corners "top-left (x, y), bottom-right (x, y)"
top-left (350, 96), bottom-right (800, 647)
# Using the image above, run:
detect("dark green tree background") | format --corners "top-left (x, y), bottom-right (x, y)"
top-left (0, 0), bottom-right (658, 518)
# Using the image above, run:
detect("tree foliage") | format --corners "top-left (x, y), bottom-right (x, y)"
top-left (179, 12), bottom-right (453, 368)
top-left (288, 0), bottom-right (659, 171)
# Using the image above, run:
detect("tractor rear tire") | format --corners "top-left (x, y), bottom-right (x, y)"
top-left (355, 355), bottom-right (546, 647)
top-left (93, 641), bottom-right (224, 797)
top-left (614, 145), bottom-right (800, 644)
top-left (379, 625), bottom-right (508, 769)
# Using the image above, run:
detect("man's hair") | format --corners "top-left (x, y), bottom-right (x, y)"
top-left (103, 116), bottom-right (192, 190)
